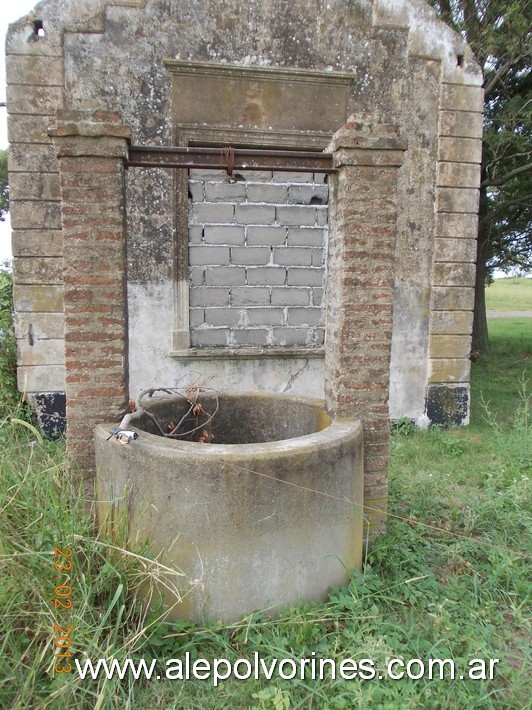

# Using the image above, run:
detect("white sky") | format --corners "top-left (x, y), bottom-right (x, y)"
top-left (1, 0), bottom-right (40, 261)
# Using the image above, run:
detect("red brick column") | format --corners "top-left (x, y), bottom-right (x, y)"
top-left (49, 110), bottom-right (131, 484)
top-left (325, 119), bottom-right (406, 538)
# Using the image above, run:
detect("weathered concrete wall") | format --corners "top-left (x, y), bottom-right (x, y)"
top-left (7, 0), bottom-right (482, 436)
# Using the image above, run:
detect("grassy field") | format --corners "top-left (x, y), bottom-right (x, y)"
top-left (0, 320), bottom-right (530, 709)
top-left (485, 277), bottom-right (532, 311)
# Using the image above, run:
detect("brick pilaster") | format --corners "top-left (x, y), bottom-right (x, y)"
top-left (49, 110), bottom-right (131, 483)
top-left (325, 119), bottom-right (406, 538)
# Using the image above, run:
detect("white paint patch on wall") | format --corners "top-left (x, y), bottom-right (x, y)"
top-left (128, 281), bottom-right (325, 400)
top-left (128, 280), bottom-right (175, 398)
top-left (388, 286), bottom-right (430, 421)
top-left (375, 0), bottom-right (482, 86)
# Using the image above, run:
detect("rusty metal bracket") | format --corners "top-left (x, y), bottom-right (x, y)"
top-left (222, 146), bottom-right (235, 180)
top-left (126, 145), bottom-right (335, 173)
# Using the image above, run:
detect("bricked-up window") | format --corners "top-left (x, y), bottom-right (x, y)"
top-left (188, 170), bottom-right (327, 348)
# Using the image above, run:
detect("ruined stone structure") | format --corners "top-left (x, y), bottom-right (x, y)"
top-left (7, 0), bottom-right (482, 535)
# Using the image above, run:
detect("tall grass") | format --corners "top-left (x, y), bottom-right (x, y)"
top-left (0, 319), bottom-right (530, 708)
top-left (0, 418), bottom-right (184, 708)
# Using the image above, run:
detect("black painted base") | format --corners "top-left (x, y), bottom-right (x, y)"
top-left (425, 384), bottom-right (469, 426)
top-left (32, 392), bottom-right (66, 439)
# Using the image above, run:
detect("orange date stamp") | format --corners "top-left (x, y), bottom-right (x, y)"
top-left (53, 546), bottom-right (73, 673)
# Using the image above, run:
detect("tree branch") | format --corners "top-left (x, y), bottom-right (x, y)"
top-left (479, 193), bottom-right (532, 225)
top-left (485, 56), bottom-right (521, 99)
top-left (462, 0), bottom-right (482, 41)
top-left (481, 162), bottom-right (532, 188)
top-left (483, 36), bottom-right (532, 99)
top-left (484, 151), bottom-right (532, 174)
top-left (438, 0), bottom-right (458, 29)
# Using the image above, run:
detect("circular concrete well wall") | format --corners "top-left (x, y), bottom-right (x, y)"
top-left (95, 392), bottom-right (363, 622)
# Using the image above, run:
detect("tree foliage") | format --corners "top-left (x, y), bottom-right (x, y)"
top-left (0, 264), bottom-right (18, 414)
top-left (0, 149), bottom-right (8, 222)
top-left (0, 149), bottom-right (15, 410)
top-left (428, 0), bottom-right (531, 350)
top-left (428, 0), bottom-right (531, 271)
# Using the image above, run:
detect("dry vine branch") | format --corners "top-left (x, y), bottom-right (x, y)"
top-left (119, 380), bottom-right (219, 443)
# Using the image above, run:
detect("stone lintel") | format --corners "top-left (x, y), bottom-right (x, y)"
top-left (332, 148), bottom-right (406, 168)
top-left (55, 109), bottom-right (125, 125)
top-left (327, 119), bottom-right (406, 171)
top-left (327, 117), bottom-right (407, 157)
top-left (48, 109), bottom-right (131, 145)
top-left (52, 136), bottom-right (131, 159)
top-left (50, 124), bottom-right (132, 140)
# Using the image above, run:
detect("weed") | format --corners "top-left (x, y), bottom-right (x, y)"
top-left (391, 417), bottom-right (417, 436)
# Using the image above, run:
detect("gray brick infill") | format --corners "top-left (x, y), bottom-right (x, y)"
top-left (188, 171), bottom-right (328, 348)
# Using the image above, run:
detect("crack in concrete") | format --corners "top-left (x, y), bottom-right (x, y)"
top-left (282, 358), bottom-right (309, 392)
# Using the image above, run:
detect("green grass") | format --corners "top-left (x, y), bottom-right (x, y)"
top-left (0, 321), bottom-right (530, 709)
top-left (485, 277), bottom-right (532, 311)
top-left (475, 318), bottom-right (532, 425)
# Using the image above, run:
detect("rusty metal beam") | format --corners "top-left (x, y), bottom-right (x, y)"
top-left (126, 145), bottom-right (335, 173)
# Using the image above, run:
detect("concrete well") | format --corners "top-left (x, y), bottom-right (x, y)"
top-left (95, 392), bottom-right (363, 622)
